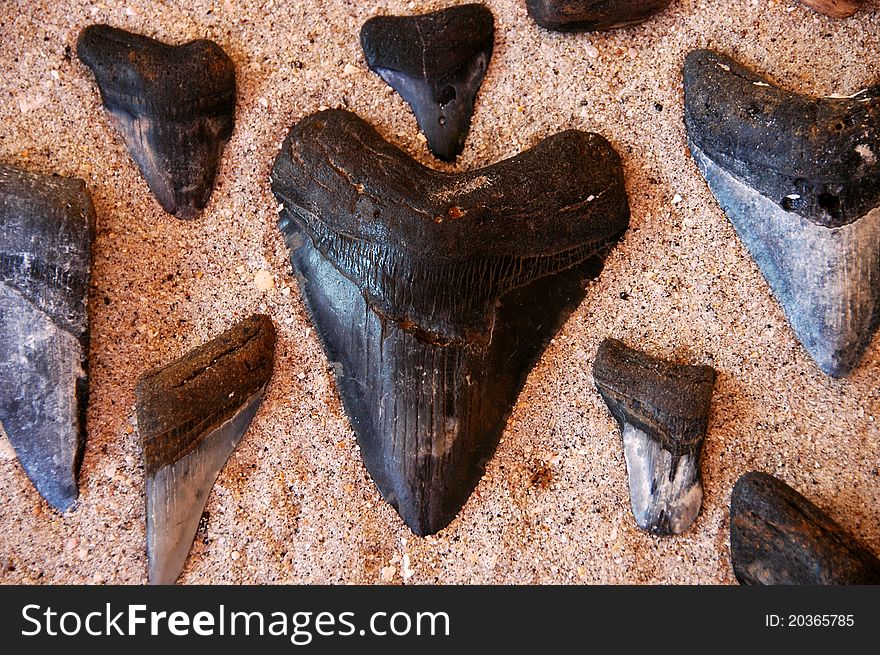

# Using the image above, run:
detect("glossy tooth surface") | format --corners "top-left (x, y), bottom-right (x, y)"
top-left (684, 49), bottom-right (880, 377)
top-left (136, 314), bottom-right (275, 584)
top-left (0, 163), bottom-right (95, 512)
top-left (525, 0), bottom-right (673, 32)
top-left (361, 3), bottom-right (494, 161)
top-left (77, 24), bottom-right (236, 219)
top-left (272, 109), bottom-right (629, 535)
top-left (593, 339), bottom-right (716, 535)
top-left (730, 471), bottom-right (880, 585)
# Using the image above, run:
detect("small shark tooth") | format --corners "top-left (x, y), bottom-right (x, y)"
top-left (136, 314), bottom-right (275, 584)
top-left (271, 109), bottom-right (629, 535)
top-left (0, 164), bottom-right (95, 512)
top-left (592, 339), bottom-right (716, 535)
top-left (684, 49), bottom-right (880, 377)
top-left (525, 0), bottom-right (673, 32)
top-left (730, 471), bottom-right (880, 585)
top-left (360, 3), bottom-right (494, 162)
top-left (77, 24), bottom-right (236, 219)
top-left (798, 0), bottom-right (862, 18)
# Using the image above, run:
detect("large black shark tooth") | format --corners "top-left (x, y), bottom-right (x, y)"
top-left (684, 49), bottom-right (880, 377)
top-left (360, 4), bottom-right (494, 162)
top-left (525, 0), bottom-right (673, 32)
top-left (271, 108), bottom-right (629, 536)
top-left (592, 339), bottom-right (716, 535)
top-left (730, 471), bottom-right (880, 585)
top-left (77, 24), bottom-right (236, 219)
top-left (136, 314), bottom-right (275, 584)
top-left (0, 164), bottom-right (95, 512)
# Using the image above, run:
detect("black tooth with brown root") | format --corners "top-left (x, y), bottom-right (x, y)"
top-left (525, 0), bottom-right (673, 32)
top-left (0, 163), bottom-right (95, 513)
top-left (730, 471), bottom-right (880, 585)
top-left (684, 49), bottom-right (880, 378)
top-left (360, 4), bottom-right (494, 162)
top-left (592, 339), bottom-right (716, 535)
top-left (271, 108), bottom-right (629, 535)
top-left (76, 24), bottom-right (236, 219)
top-left (136, 315), bottom-right (275, 584)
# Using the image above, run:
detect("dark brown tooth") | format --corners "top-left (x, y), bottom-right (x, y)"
top-left (271, 108), bottom-right (629, 536)
top-left (730, 471), bottom-right (880, 585)
top-left (0, 163), bottom-right (95, 512)
top-left (76, 24), bottom-right (236, 219)
top-left (525, 0), bottom-right (672, 32)
top-left (798, 0), bottom-right (862, 18)
top-left (684, 49), bottom-right (880, 377)
top-left (360, 3), bottom-right (494, 162)
top-left (136, 315), bottom-right (275, 584)
top-left (592, 339), bottom-right (716, 535)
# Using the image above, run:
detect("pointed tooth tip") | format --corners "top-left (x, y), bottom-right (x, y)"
top-left (360, 5), bottom-right (492, 162)
top-left (168, 202), bottom-right (203, 221)
top-left (686, 135), bottom-right (880, 379)
top-left (148, 558), bottom-right (182, 585)
top-left (273, 107), bottom-right (627, 536)
top-left (396, 503), bottom-right (455, 537)
top-left (40, 485), bottom-right (78, 514)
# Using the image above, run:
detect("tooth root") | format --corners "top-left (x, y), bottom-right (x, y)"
top-left (798, 0), bottom-right (862, 19)
top-left (272, 109), bottom-right (629, 535)
top-left (76, 24), bottom-right (236, 219)
top-left (684, 49), bottom-right (880, 377)
top-left (592, 338), bottom-right (716, 535)
top-left (730, 472), bottom-right (880, 585)
top-left (526, 0), bottom-right (672, 32)
top-left (360, 4), bottom-right (494, 162)
top-left (136, 315), bottom-right (275, 584)
top-left (0, 164), bottom-right (95, 512)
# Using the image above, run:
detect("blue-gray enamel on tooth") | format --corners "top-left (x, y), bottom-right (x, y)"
top-left (592, 338), bottom-right (715, 536)
top-left (622, 423), bottom-right (703, 535)
top-left (691, 142), bottom-right (880, 377)
top-left (147, 387), bottom-right (266, 585)
top-left (0, 164), bottom-right (94, 512)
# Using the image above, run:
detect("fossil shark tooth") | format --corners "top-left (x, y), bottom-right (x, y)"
top-left (684, 49), bottom-right (880, 378)
top-left (798, 0), bottom-right (862, 18)
top-left (525, 0), bottom-right (673, 32)
top-left (0, 164), bottom-right (95, 513)
top-left (730, 471), bottom-right (880, 585)
top-left (360, 3), bottom-right (494, 162)
top-left (271, 109), bottom-right (629, 535)
top-left (136, 314), bottom-right (275, 584)
top-left (76, 24), bottom-right (236, 219)
top-left (592, 339), bottom-right (716, 535)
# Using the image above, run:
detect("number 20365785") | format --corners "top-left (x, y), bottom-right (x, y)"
top-left (765, 614), bottom-right (854, 628)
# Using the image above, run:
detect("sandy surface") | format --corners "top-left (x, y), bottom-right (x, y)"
top-left (1, 0), bottom-right (879, 585)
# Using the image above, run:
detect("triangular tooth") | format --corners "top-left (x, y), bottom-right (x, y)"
top-left (684, 49), bottom-right (880, 377)
top-left (730, 471), bottom-right (880, 585)
top-left (0, 163), bottom-right (95, 512)
top-left (360, 4), bottom-right (494, 162)
top-left (592, 339), bottom-right (716, 535)
top-left (271, 108), bottom-right (629, 535)
top-left (526, 0), bottom-right (672, 32)
top-left (798, 0), bottom-right (862, 18)
top-left (76, 24), bottom-right (236, 219)
top-left (136, 315), bottom-right (275, 584)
